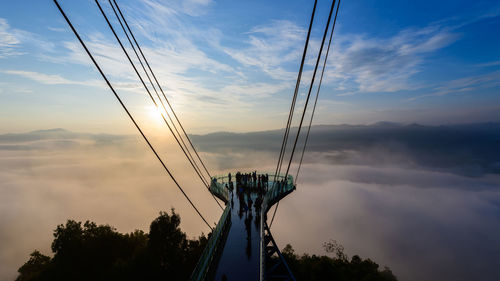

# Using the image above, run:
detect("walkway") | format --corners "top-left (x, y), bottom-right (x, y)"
top-left (214, 187), bottom-right (263, 281)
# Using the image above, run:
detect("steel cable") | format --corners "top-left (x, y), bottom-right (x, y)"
top-left (99, 0), bottom-right (223, 210)
top-left (94, 0), bottom-right (223, 210)
top-left (54, 0), bottom-right (214, 230)
top-left (270, 0), bottom-right (337, 228)
top-left (296, 0), bottom-right (341, 182)
top-left (112, 0), bottom-right (213, 181)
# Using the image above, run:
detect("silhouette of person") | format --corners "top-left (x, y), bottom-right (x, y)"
top-left (247, 196), bottom-right (253, 211)
top-left (254, 208), bottom-right (261, 228)
top-left (245, 212), bottom-right (252, 259)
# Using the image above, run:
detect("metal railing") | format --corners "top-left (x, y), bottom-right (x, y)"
top-left (209, 179), bottom-right (229, 203)
top-left (211, 172), bottom-right (292, 183)
top-left (263, 174), bottom-right (294, 212)
top-left (211, 172), bottom-right (294, 212)
top-left (189, 204), bottom-right (231, 281)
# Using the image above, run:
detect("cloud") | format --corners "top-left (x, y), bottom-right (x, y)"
top-left (36, 1), bottom-right (253, 111)
top-left (181, 0), bottom-right (214, 16)
top-left (3, 1), bottom-right (497, 133)
top-left (0, 18), bottom-right (55, 59)
top-left (323, 24), bottom-right (460, 94)
top-left (410, 70), bottom-right (500, 100)
top-left (47, 26), bottom-right (67, 33)
top-left (223, 20), bottom-right (305, 81)
top-left (141, 0), bottom-right (214, 17)
top-left (475, 60), bottom-right (500, 67)
top-left (0, 18), bottom-right (23, 58)
top-left (43, 19), bottom-right (289, 118)
top-left (2, 69), bottom-right (146, 95)
top-left (216, 16), bottom-right (464, 95)
top-left (273, 163), bottom-right (500, 281)
top-left (221, 82), bottom-right (290, 99)
top-left (322, 9), bottom-right (500, 97)
top-left (3, 70), bottom-right (101, 87)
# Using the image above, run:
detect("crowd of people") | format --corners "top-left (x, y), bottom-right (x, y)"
top-left (213, 171), bottom-right (290, 199)
top-left (230, 172), bottom-right (263, 214)
top-left (221, 171), bottom-right (289, 215)
top-left (233, 171), bottom-right (269, 191)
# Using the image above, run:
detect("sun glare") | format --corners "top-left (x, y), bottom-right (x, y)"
top-left (147, 105), bottom-right (167, 126)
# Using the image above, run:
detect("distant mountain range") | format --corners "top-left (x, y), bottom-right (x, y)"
top-left (0, 128), bottom-right (134, 143)
top-left (2, 123), bottom-right (499, 176)
top-left (190, 122), bottom-right (500, 176)
top-left (190, 122), bottom-right (500, 152)
top-left (0, 128), bottom-right (136, 151)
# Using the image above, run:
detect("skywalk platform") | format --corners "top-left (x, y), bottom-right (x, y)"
top-left (190, 173), bottom-right (296, 281)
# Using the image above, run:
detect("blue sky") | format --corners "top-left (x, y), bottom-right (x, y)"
top-left (0, 0), bottom-right (499, 134)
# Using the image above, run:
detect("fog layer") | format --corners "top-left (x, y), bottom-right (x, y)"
top-left (1, 124), bottom-right (500, 281)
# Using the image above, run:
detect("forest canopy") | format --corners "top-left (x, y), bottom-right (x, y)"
top-left (16, 210), bottom-right (397, 281)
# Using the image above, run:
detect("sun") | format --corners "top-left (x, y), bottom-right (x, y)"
top-left (147, 105), bottom-right (167, 126)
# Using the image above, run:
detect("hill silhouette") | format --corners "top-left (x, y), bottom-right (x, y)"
top-left (190, 122), bottom-right (500, 177)
top-left (16, 210), bottom-right (397, 281)
top-left (3, 122), bottom-right (500, 177)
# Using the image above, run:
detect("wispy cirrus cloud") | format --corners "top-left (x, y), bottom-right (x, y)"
top-left (0, 18), bottom-right (55, 59)
top-left (2, 70), bottom-right (147, 95)
top-left (323, 24), bottom-right (461, 94)
top-left (0, 18), bottom-right (23, 58)
top-left (222, 20), bottom-right (305, 81)
top-left (475, 60), bottom-right (500, 67)
top-left (142, 0), bottom-right (214, 17)
top-left (36, 1), bottom-right (294, 116)
top-left (3, 70), bottom-right (100, 87)
top-left (321, 10), bottom-right (500, 97)
top-left (3, 1), bottom-right (498, 131)
top-left (410, 70), bottom-right (500, 100)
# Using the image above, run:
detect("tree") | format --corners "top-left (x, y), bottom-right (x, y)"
top-left (282, 242), bottom-right (398, 281)
top-left (16, 209), bottom-right (207, 281)
top-left (16, 251), bottom-right (50, 281)
top-left (323, 239), bottom-right (347, 261)
top-left (16, 213), bottom-right (397, 281)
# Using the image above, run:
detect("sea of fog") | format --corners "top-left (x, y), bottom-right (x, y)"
top-left (1, 124), bottom-right (499, 281)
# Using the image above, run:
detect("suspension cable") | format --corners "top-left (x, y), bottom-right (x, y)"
top-left (271, 0), bottom-right (318, 188)
top-left (53, 0), bottom-right (213, 230)
top-left (107, 0), bottom-right (208, 186)
top-left (270, 0), bottom-right (337, 228)
top-left (296, 0), bottom-right (341, 183)
top-left (269, 0), bottom-right (318, 229)
top-left (94, 0), bottom-right (206, 187)
top-left (112, 0), bottom-right (213, 181)
top-left (96, 0), bottom-right (223, 210)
